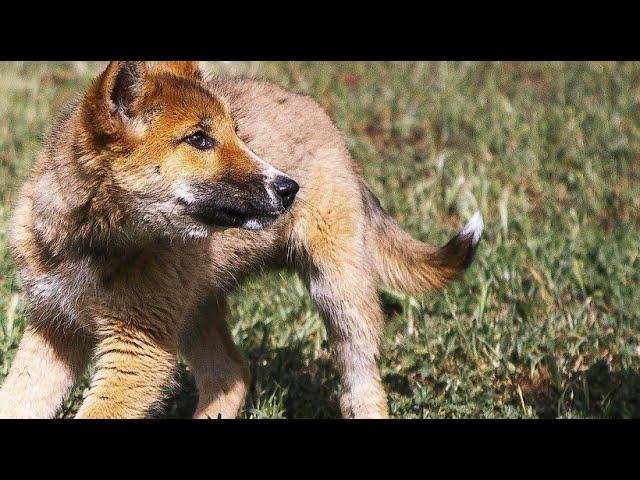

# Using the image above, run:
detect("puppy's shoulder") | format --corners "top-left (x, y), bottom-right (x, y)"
top-left (209, 76), bottom-right (346, 156)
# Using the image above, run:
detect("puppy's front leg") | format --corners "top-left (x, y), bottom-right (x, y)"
top-left (76, 320), bottom-right (178, 419)
top-left (180, 295), bottom-right (251, 419)
top-left (0, 322), bottom-right (93, 419)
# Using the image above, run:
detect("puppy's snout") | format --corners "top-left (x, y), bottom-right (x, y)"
top-left (271, 176), bottom-right (299, 209)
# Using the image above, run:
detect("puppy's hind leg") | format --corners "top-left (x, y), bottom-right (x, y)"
top-left (179, 295), bottom-right (250, 419)
top-left (306, 266), bottom-right (388, 418)
top-left (300, 228), bottom-right (388, 418)
top-left (0, 322), bottom-right (93, 419)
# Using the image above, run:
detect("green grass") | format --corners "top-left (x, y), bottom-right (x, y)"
top-left (1, 61), bottom-right (639, 418)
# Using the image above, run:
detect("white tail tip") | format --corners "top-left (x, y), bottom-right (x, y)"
top-left (460, 211), bottom-right (483, 247)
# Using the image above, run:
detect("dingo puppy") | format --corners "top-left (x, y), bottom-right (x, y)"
top-left (0, 61), bottom-right (482, 418)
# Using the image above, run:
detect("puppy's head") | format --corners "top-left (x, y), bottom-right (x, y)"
top-left (78, 61), bottom-right (298, 238)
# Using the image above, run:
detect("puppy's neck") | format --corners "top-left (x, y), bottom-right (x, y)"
top-left (28, 109), bottom-right (143, 261)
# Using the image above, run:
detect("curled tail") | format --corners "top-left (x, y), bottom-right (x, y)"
top-left (362, 184), bottom-right (483, 295)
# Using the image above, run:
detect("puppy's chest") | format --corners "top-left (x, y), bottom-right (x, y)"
top-left (28, 259), bottom-right (98, 327)
top-left (27, 246), bottom-right (204, 329)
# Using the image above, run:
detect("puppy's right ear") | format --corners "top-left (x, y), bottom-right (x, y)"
top-left (101, 61), bottom-right (147, 118)
top-left (81, 61), bottom-right (150, 148)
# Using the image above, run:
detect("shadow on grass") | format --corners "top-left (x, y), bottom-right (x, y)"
top-left (244, 344), bottom-right (341, 418)
top-left (158, 343), bottom-right (342, 419)
top-left (154, 363), bottom-right (199, 419)
top-left (159, 342), bottom-right (418, 419)
top-left (520, 358), bottom-right (640, 418)
top-left (153, 353), bottom-right (640, 419)
top-left (158, 291), bottom-right (409, 419)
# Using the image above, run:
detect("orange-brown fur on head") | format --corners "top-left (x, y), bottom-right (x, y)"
top-left (58, 61), bottom-right (295, 246)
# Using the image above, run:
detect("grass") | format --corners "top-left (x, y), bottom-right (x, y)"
top-left (1, 61), bottom-right (639, 419)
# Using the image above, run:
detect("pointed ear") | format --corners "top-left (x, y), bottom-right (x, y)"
top-left (101, 61), bottom-right (147, 118)
top-left (147, 61), bottom-right (203, 80)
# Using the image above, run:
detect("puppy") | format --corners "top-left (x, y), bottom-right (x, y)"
top-left (0, 61), bottom-right (482, 418)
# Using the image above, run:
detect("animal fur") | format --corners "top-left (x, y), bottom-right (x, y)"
top-left (0, 61), bottom-right (483, 419)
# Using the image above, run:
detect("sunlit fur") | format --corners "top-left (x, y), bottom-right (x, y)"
top-left (0, 62), bottom-right (482, 419)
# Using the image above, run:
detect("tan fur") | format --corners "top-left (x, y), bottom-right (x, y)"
top-left (179, 295), bottom-right (250, 419)
top-left (0, 62), bottom-right (481, 419)
top-left (0, 324), bottom-right (92, 418)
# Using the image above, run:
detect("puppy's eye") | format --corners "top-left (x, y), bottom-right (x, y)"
top-left (184, 131), bottom-right (215, 151)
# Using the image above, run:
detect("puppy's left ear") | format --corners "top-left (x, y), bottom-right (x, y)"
top-left (147, 61), bottom-right (203, 80)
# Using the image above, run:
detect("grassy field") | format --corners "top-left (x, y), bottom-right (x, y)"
top-left (1, 61), bottom-right (639, 418)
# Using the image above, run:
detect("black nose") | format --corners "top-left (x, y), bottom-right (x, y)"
top-left (272, 176), bottom-right (299, 209)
